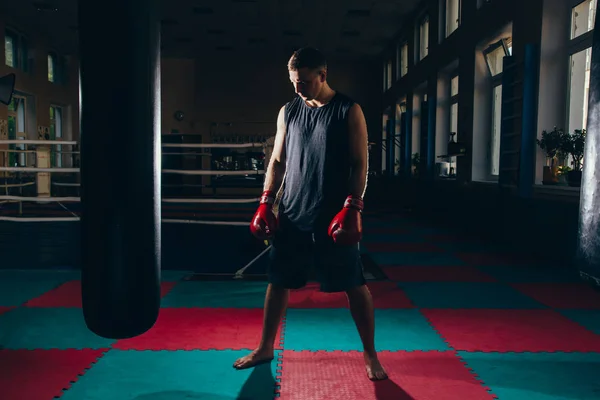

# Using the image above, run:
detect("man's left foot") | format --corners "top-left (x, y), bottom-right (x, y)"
top-left (364, 353), bottom-right (388, 381)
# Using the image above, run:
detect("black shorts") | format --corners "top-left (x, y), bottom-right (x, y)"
top-left (266, 215), bottom-right (366, 293)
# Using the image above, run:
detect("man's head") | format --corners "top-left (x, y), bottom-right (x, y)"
top-left (287, 47), bottom-right (328, 101)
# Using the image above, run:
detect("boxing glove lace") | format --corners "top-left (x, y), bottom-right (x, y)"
top-left (250, 190), bottom-right (278, 239)
top-left (328, 195), bottom-right (363, 245)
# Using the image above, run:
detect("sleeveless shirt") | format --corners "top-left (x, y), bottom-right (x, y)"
top-left (279, 92), bottom-right (356, 232)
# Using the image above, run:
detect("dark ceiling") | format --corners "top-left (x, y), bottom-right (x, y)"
top-left (0, 0), bottom-right (421, 60)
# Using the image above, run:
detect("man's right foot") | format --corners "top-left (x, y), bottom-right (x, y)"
top-left (233, 348), bottom-right (275, 370)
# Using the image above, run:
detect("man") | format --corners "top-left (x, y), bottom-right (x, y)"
top-left (234, 47), bottom-right (387, 381)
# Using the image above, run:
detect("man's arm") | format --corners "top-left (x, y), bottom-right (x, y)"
top-left (263, 105), bottom-right (287, 193)
top-left (347, 103), bottom-right (369, 199)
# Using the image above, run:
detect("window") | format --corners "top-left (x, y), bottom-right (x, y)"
top-left (7, 96), bottom-right (26, 167)
top-left (571, 0), bottom-right (596, 39)
top-left (450, 75), bottom-right (459, 139)
top-left (568, 0), bottom-right (596, 132)
top-left (50, 106), bottom-right (63, 167)
top-left (397, 42), bottom-right (409, 77)
top-left (4, 29), bottom-right (29, 72)
top-left (383, 58), bottom-right (393, 90)
top-left (568, 47), bottom-right (591, 133)
top-left (394, 101), bottom-right (406, 175)
top-left (418, 15), bottom-right (429, 61)
top-left (381, 112), bottom-right (389, 173)
top-left (490, 85), bottom-right (503, 175)
top-left (48, 53), bottom-right (56, 82)
top-left (483, 38), bottom-right (511, 176)
top-left (566, 0), bottom-right (596, 169)
top-left (445, 0), bottom-right (461, 37)
top-left (5, 32), bottom-right (15, 68)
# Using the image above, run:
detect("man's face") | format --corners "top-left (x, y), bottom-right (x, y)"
top-left (288, 67), bottom-right (325, 101)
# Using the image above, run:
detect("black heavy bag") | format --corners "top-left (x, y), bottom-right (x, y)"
top-left (577, 0), bottom-right (600, 285)
top-left (79, 0), bottom-right (162, 339)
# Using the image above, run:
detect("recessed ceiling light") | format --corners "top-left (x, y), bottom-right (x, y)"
top-left (33, 2), bottom-right (58, 12)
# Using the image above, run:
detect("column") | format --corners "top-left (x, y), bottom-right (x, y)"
top-left (577, 0), bottom-right (600, 284)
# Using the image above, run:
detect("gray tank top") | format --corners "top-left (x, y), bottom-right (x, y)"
top-left (279, 92), bottom-right (356, 232)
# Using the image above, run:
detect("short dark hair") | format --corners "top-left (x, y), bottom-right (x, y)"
top-left (287, 47), bottom-right (327, 71)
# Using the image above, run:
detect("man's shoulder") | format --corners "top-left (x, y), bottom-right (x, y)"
top-left (334, 92), bottom-right (357, 107)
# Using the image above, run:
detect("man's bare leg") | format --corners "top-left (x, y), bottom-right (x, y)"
top-left (233, 283), bottom-right (289, 369)
top-left (346, 285), bottom-right (388, 380)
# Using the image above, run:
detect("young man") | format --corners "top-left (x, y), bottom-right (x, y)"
top-left (234, 47), bottom-right (387, 381)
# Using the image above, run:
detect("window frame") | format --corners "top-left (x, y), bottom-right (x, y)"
top-left (417, 13), bottom-right (430, 62)
top-left (4, 28), bottom-right (30, 72)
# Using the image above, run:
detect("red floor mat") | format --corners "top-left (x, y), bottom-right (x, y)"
top-left (455, 252), bottom-right (531, 266)
top-left (368, 281), bottom-right (414, 308)
top-left (511, 282), bottom-right (600, 309)
top-left (422, 309), bottom-right (600, 352)
top-left (424, 234), bottom-right (473, 243)
top-left (287, 282), bottom-right (413, 309)
top-left (364, 242), bottom-right (444, 253)
top-left (0, 349), bottom-right (106, 400)
top-left (277, 350), bottom-right (496, 400)
top-left (382, 266), bottom-right (496, 282)
top-left (288, 283), bottom-right (348, 308)
top-left (0, 306), bottom-right (13, 315)
top-left (112, 308), bottom-right (283, 350)
top-left (24, 281), bottom-right (178, 307)
top-left (367, 227), bottom-right (410, 235)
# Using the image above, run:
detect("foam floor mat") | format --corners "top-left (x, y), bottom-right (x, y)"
top-left (1, 213), bottom-right (599, 399)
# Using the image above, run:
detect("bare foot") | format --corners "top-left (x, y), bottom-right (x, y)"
top-left (364, 353), bottom-right (388, 381)
top-left (233, 348), bottom-right (274, 370)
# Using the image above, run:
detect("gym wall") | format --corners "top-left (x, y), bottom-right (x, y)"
top-left (0, 18), bottom-right (79, 147)
top-left (163, 54), bottom-right (382, 143)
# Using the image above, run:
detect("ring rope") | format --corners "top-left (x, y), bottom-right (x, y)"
top-left (162, 143), bottom-right (263, 148)
top-left (162, 198), bottom-right (258, 204)
top-left (0, 182), bottom-right (35, 188)
top-left (162, 152), bottom-right (212, 156)
top-left (1, 167), bottom-right (262, 175)
top-left (0, 140), bottom-right (78, 145)
top-left (0, 167), bottom-right (79, 173)
top-left (162, 169), bottom-right (264, 175)
top-left (0, 216), bottom-right (251, 225)
top-left (0, 195), bottom-right (258, 204)
top-left (161, 219), bottom-right (248, 226)
top-left (0, 216), bottom-right (81, 222)
top-left (52, 182), bottom-right (80, 187)
top-left (0, 195), bottom-right (80, 202)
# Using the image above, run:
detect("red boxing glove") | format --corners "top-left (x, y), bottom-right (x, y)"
top-left (250, 190), bottom-right (278, 239)
top-left (328, 195), bottom-right (364, 245)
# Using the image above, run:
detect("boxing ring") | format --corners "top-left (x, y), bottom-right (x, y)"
top-left (0, 138), bottom-right (271, 277)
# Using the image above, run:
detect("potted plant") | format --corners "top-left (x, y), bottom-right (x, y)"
top-left (556, 165), bottom-right (572, 185)
top-left (561, 129), bottom-right (586, 187)
top-left (536, 127), bottom-right (564, 185)
top-left (411, 153), bottom-right (420, 177)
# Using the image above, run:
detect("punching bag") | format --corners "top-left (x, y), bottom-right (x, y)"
top-left (577, 0), bottom-right (600, 286)
top-left (79, 0), bottom-right (162, 339)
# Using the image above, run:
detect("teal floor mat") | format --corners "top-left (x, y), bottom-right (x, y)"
top-left (0, 270), bottom-right (74, 306)
top-left (283, 308), bottom-right (449, 351)
top-left (161, 280), bottom-right (268, 308)
top-left (398, 281), bottom-right (547, 309)
top-left (559, 310), bottom-right (600, 334)
top-left (459, 351), bottom-right (600, 400)
top-left (60, 349), bottom-right (280, 400)
top-left (0, 307), bottom-right (115, 349)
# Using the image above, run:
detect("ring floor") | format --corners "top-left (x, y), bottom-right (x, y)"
top-left (1, 212), bottom-right (600, 399)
